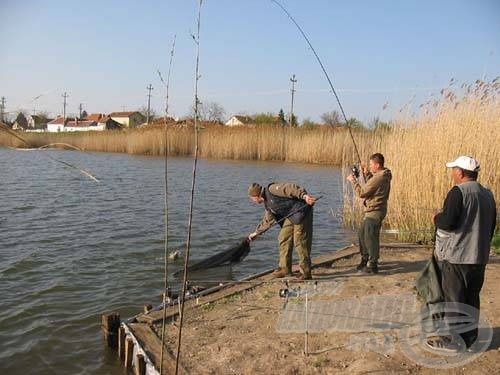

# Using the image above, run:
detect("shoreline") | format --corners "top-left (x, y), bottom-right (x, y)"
top-left (112, 244), bottom-right (500, 374)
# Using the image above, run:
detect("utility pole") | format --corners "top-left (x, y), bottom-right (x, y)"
top-left (62, 92), bottom-right (69, 121)
top-left (146, 84), bottom-right (153, 124)
top-left (79, 103), bottom-right (83, 119)
top-left (289, 74), bottom-right (297, 127)
top-left (0, 96), bottom-right (5, 123)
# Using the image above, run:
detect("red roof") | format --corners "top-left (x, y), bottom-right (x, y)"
top-left (109, 111), bottom-right (141, 118)
top-left (85, 113), bottom-right (105, 121)
top-left (65, 120), bottom-right (97, 127)
top-left (48, 117), bottom-right (71, 125)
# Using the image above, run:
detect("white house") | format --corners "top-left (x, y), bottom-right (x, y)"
top-left (47, 117), bottom-right (67, 132)
top-left (225, 115), bottom-right (253, 126)
top-left (25, 115), bottom-right (52, 132)
top-left (109, 111), bottom-right (145, 128)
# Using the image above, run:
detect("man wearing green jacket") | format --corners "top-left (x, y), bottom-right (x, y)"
top-left (347, 153), bottom-right (392, 274)
top-left (247, 182), bottom-right (316, 280)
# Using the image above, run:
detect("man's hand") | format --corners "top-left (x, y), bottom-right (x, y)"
top-left (304, 194), bottom-right (316, 206)
top-left (247, 232), bottom-right (258, 242)
top-left (346, 174), bottom-right (356, 183)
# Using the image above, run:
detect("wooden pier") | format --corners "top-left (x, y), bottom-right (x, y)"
top-left (102, 245), bottom-right (359, 374)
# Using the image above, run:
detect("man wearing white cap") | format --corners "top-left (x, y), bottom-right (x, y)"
top-left (428, 156), bottom-right (497, 353)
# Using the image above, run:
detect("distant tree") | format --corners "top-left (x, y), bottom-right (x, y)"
top-left (320, 110), bottom-right (342, 126)
top-left (278, 109), bottom-right (286, 125)
top-left (370, 117), bottom-right (392, 132)
top-left (81, 110), bottom-right (88, 119)
top-left (138, 106), bottom-right (156, 121)
top-left (289, 114), bottom-right (298, 127)
top-left (188, 100), bottom-right (225, 122)
top-left (253, 112), bottom-right (276, 125)
top-left (346, 117), bottom-right (364, 129)
top-left (205, 101), bottom-right (225, 122)
top-left (301, 118), bottom-right (318, 129)
top-left (14, 111), bottom-right (28, 129)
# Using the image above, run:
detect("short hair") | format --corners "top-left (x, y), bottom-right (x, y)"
top-left (460, 168), bottom-right (478, 180)
top-left (370, 153), bottom-right (385, 167)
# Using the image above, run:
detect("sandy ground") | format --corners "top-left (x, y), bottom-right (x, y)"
top-left (159, 247), bottom-right (500, 374)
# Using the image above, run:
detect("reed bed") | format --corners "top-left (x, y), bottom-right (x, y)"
top-left (1, 80), bottom-right (498, 241)
top-left (343, 79), bottom-right (500, 241)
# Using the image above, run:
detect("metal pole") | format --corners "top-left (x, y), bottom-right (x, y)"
top-left (289, 74), bottom-right (296, 127)
top-left (62, 92), bottom-right (69, 122)
top-left (146, 84), bottom-right (153, 124)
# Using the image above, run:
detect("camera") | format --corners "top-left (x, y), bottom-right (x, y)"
top-left (351, 165), bottom-right (360, 178)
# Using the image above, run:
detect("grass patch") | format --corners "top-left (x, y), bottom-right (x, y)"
top-left (492, 231), bottom-right (500, 255)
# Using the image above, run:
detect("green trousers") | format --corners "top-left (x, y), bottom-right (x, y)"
top-left (358, 215), bottom-right (383, 264)
top-left (277, 209), bottom-right (313, 271)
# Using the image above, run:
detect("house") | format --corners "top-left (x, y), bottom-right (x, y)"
top-left (96, 116), bottom-right (122, 130)
top-left (26, 115), bottom-right (52, 131)
top-left (109, 111), bottom-right (145, 128)
top-left (47, 117), bottom-right (68, 132)
top-left (12, 113), bottom-right (28, 130)
top-left (225, 115), bottom-right (254, 126)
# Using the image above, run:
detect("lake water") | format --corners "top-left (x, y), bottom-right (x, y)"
top-left (0, 147), bottom-right (355, 374)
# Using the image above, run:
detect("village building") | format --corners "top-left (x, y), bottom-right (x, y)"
top-left (109, 111), bottom-right (145, 128)
top-left (47, 117), bottom-right (68, 132)
top-left (25, 114), bottom-right (53, 132)
top-left (225, 115), bottom-right (254, 126)
top-left (12, 113), bottom-right (28, 130)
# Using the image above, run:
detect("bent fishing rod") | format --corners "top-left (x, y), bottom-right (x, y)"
top-left (271, 0), bottom-right (363, 169)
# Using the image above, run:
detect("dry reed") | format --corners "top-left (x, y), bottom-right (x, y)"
top-left (343, 79), bottom-right (500, 241)
top-left (1, 80), bottom-right (498, 240)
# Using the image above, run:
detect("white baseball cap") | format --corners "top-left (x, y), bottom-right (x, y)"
top-left (445, 156), bottom-right (480, 172)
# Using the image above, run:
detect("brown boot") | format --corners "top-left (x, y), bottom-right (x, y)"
top-left (272, 267), bottom-right (292, 278)
top-left (297, 265), bottom-right (312, 280)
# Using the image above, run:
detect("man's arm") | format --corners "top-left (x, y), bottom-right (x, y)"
top-left (351, 173), bottom-right (382, 198)
top-left (255, 210), bottom-right (276, 235)
top-left (434, 186), bottom-right (463, 230)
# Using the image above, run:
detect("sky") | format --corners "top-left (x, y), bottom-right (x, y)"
top-left (1, 0), bottom-right (499, 124)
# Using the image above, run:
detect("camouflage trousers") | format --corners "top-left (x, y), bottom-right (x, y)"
top-left (277, 209), bottom-right (313, 272)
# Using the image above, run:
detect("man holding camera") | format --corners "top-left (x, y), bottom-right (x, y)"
top-left (346, 153), bottom-right (392, 274)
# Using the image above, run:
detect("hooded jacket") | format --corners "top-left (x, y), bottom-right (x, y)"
top-left (352, 168), bottom-right (392, 217)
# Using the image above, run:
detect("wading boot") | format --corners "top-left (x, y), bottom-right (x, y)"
top-left (356, 257), bottom-right (368, 271)
top-left (361, 261), bottom-right (378, 274)
top-left (296, 265), bottom-right (312, 280)
top-left (272, 267), bottom-right (292, 278)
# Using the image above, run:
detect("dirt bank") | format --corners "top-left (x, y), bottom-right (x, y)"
top-left (158, 246), bottom-right (500, 374)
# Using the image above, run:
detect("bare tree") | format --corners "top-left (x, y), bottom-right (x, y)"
top-left (188, 100), bottom-right (225, 122)
top-left (320, 110), bottom-right (341, 126)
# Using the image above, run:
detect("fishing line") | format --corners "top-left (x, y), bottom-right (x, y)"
top-left (270, 0), bottom-right (363, 167)
top-left (0, 121), bottom-right (100, 182)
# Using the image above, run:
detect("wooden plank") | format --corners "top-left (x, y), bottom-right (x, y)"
top-left (138, 245), bottom-right (358, 324)
top-left (128, 323), bottom-right (188, 375)
top-left (118, 326), bottom-right (126, 360)
top-left (134, 353), bottom-right (146, 375)
top-left (125, 337), bottom-right (134, 368)
top-left (101, 313), bottom-right (120, 349)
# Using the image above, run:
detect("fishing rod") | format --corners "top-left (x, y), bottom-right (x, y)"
top-left (176, 1), bottom-right (203, 374)
top-left (270, 0), bottom-right (363, 169)
top-left (0, 121), bottom-right (99, 182)
top-left (158, 34), bottom-right (176, 375)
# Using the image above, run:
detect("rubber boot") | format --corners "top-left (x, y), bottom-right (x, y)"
top-left (272, 267), bottom-right (292, 278)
